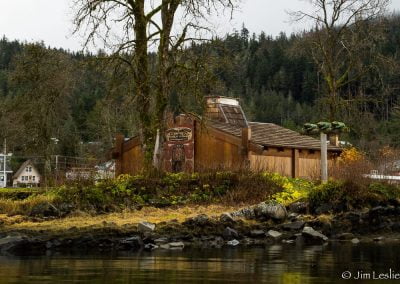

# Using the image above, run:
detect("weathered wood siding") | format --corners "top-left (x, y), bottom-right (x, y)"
top-left (194, 125), bottom-right (244, 171)
top-left (116, 137), bottom-right (144, 175)
top-left (298, 151), bottom-right (337, 179)
top-left (298, 151), bottom-right (320, 179)
top-left (250, 148), bottom-right (338, 179)
top-left (121, 145), bottom-right (144, 175)
top-left (249, 148), bottom-right (292, 176)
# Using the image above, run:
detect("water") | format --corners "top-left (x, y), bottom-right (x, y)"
top-left (1, 243), bottom-right (400, 283)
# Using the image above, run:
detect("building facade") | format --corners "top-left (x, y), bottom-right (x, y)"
top-left (112, 97), bottom-right (342, 178)
top-left (0, 153), bottom-right (13, 188)
top-left (13, 160), bottom-right (41, 187)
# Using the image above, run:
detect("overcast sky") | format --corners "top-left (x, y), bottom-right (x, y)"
top-left (1, 0), bottom-right (400, 52)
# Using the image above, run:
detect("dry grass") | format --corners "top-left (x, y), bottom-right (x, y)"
top-left (0, 204), bottom-right (239, 234)
top-left (0, 194), bottom-right (58, 216)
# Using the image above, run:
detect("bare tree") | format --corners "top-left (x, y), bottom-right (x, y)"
top-left (290, 0), bottom-right (390, 120)
top-left (73, 0), bottom-right (238, 168)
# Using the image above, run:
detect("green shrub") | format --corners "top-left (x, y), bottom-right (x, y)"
top-left (308, 179), bottom-right (399, 211)
top-left (369, 182), bottom-right (400, 200)
top-left (308, 180), bottom-right (345, 208)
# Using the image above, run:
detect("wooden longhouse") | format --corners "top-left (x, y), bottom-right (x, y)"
top-left (112, 97), bottom-right (342, 178)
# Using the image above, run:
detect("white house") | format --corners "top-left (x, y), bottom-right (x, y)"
top-left (13, 160), bottom-right (41, 187)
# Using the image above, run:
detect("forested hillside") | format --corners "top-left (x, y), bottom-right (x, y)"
top-left (1, 14), bottom-right (400, 159)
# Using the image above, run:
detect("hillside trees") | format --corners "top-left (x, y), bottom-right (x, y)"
top-left (7, 44), bottom-right (77, 157)
top-left (290, 0), bottom-right (390, 120)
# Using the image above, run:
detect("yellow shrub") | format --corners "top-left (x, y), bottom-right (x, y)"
top-left (338, 147), bottom-right (365, 164)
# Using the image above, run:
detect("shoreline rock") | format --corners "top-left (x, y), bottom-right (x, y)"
top-left (2, 201), bottom-right (400, 256)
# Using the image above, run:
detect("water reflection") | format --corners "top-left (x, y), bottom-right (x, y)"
top-left (1, 243), bottom-right (400, 283)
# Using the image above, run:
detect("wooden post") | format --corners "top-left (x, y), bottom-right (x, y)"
top-left (242, 127), bottom-right (251, 168)
top-left (115, 134), bottom-right (124, 176)
top-left (320, 133), bottom-right (328, 183)
top-left (292, 149), bottom-right (300, 178)
top-left (242, 128), bottom-right (251, 153)
top-left (329, 134), bottom-right (339, 147)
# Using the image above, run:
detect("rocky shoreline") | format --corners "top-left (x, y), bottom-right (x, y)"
top-left (1, 201), bottom-right (400, 256)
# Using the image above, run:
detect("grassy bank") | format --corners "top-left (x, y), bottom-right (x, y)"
top-left (0, 171), bottom-right (399, 220)
top-left (0, 204), bottom-right (239, 234)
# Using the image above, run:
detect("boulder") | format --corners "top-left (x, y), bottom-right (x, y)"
top-left (0, 235), bottom-right (25, 251)
top-left (250, 230), bottom-right (265, 238)
top-left (288, 202), bottom-right (308, 214)
top-left (267, 230), bottom-right (282, 239)
top-left (138, 221), bottom-right (156, 233)
top-left (220, 213), bottom-right (235, 223)
top-left (351, 238), bottom-right (360, 244)
top-left (282, 221), bottom-right (305, 231)
top-left (227, 239), bottom-right (240, 246)
top-left (288, 213), bottom-right (299, 220)
top-left (185, 214), bottom-right (210, 226)
top-left (254, 202), bottom-right (287, 221)
top-left (302, 226), bottom-right (328, 244)
top-left (209, 237), bottom-right (224, 248)
top-left (154, 238), bottom-right (169, 245)
top-left (223, 227), bottom-right (239, 240)
top-left (119, 236), bottom-right (143, 250)
top-left (168, 242), bottom-right (185, 249)
top-left (231, 208), bottom-right (255, 219)
top-left (144, 243), bottom-right (158, 251)
top-left (0, 235), bottom-right (45, 254)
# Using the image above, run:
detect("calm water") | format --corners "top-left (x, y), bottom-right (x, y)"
top-left (1, 243), bottom-right (400, 283)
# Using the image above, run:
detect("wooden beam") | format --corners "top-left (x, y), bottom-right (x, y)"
top-left (292, 149), bottom-right (300, 178)
top-left (241, 127), bottom-right (250, 153)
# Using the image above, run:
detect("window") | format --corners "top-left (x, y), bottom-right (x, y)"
top-left (21, 176), bottom-right (24, 181)
top-left (25, 167), bottom-right (29, 172)
top-left (33, 176), bottom-right (36, 181)
top-left (29, 167), bottom-right (32, 172)
top-left (29, 176), bottom-right (32, 180)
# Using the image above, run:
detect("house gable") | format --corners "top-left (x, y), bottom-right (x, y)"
top-left (13, 160), bottom-right (41, 186)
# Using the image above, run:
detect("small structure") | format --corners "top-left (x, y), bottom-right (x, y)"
top-left (112, 97), bottom-right (342, 178)
top-left (0, 152), bottom-right (13, 188)
top-left (13, 160), bottom-right (41, 187)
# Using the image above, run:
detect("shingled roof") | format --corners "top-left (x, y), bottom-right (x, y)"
top-left (207, 120), bottom-right (341, 151)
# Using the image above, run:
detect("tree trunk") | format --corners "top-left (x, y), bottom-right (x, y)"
top-left (133, 0), bottom-right (154, 168)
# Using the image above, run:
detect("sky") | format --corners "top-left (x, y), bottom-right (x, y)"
top-left (1, 0), bottom-right (400, 52)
